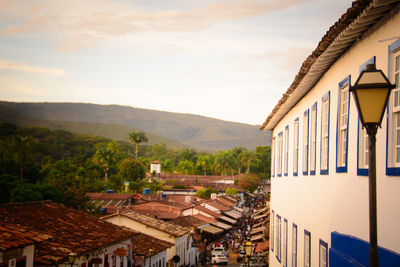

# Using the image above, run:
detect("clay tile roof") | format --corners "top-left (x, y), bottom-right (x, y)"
top-left (86, 192), bottom-right (138, 200)
top-left (133, 209), bottom-right (181, 220)
top-left (170, 216), bottom-right (209, 228)
top-left (192, 214), bottom-right (217, 224)
top-left (254, 240), bottom-right (269, 253)
top-left (131, 232), bottom-right (174, 256)
top-left (204, 200), bottom-right (231, 212)
top-left (105, 210), bottom-right (190, 237)
top-left (193, 205), bottom-right (221, 218)
top-left (0, 201), bottom-right (137, 265)
top-left (0, 222), bottom-right (51, 251)
top-left (261, 0), bottom-right (400, 130)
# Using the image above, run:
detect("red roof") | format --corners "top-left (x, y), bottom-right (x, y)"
top-left (0, 222), bottom-right (51, 250)
top-left (86, 192), bottom-right (139, 200)
top-left (131, 232), bottom-right (173, 256)
top-left (0, 201), bottom-right (137, 265)
top-left (193, 205), bottom-right (221, 218)
top-left (192, 214), bottom-right (217, 224)
top-left (255, 240), bottom-right (269, 253)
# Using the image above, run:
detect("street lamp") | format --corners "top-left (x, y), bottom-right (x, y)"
top-left (148, 249), bottom-right (154, 267)
top-left (243, 241), bottom-right (253, 267)
top-left (68, 252), bottom-right (77, 267)
top-left (350, 63), bottom-right (395, 267)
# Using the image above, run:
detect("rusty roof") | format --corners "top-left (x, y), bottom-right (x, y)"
top-left (170, 216), bottom-right (209, 228)
top-left (261, 0), bottom-right (400, 130)
top-left (0, 222), bottom-right (51, 251)
top-left (86, 192), bottom-right (139, 200)
top-left (131, 232), bottom-right (174, 257)
top-left (0, 201), bottom-right (137, 265)
top-left (201, 200), bottom-right (231, 212)
top-left (193, 205), bottom-right (221, 218)
top-left (103, 210), bottom-right (190, 237)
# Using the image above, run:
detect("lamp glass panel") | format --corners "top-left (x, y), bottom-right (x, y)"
top-left (358, 71), bottom-right (387, 84)
top-left (355, 88), bottom-right (389, 123)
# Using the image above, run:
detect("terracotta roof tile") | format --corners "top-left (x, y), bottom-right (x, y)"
top-left (103, 210), bottom-right (190, 237)
top-left (131, 232), bottom-right (174, 256)
top-left (0, 201), bottom-right (137, 265)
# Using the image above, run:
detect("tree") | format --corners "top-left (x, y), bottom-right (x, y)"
top-left (93, 147), bottom-right (115, 182)
top-left (162, 159), bottom-right (175, 174)
top-left (9, 135), bottom-right (33, 179)
top-left (196, 187), bottom-right (217, 199)
top-left (240, 150), bottom-right (254, 174)
top-left (177, 160), bottom-right (194, 174)
top-left (231, 147), bottom-right (245, 174)
top-left (152, 143), bottom-right (168, 160)
top-left (179, 148), bottom-right (197, 164)
top-left (196, 154), bottom-right (214, 175)
top-left (215, 151), bottom-right (234, 176)
top-left (128, 131), bottom-right (149, 159)
top-left (251, 146), bottom-right (271, 177)
top-left (225, 187), bottom-right (238, 195)
top-left (237, 174), bottom-right (261, 193)
top-left (119, 157), bottom-right (146, 182)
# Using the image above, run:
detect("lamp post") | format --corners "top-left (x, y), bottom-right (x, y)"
top-left (68, 252), bottom-right (77, 267)
top-left (243, 241), bottom-right (253, 267)
top-left (350, 63), bottom-right (395, 267)
top-left (148, 249), bottom-right (154, 267)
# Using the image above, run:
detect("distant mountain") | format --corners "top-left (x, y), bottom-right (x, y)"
top-left (0, 101), bottom-right (271, 151)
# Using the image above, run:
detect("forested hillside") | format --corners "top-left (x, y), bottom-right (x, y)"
top-left (0, 101), bottom-right (271, 151)
top-left (0, 123), bottom-right (270, 210)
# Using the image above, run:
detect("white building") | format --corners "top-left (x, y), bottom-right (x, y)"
top-left (261, 1), bottom-right (400, 267)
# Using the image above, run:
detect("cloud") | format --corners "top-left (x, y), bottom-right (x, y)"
top-left (0, 0), bottom-right (309, 52)
top-left (0, 60), bottom-right (67, 77)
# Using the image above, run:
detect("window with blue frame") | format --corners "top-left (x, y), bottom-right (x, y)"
top-left (310, 102), bottom-right (317, 175)
top-left (277, 132), bottom-right (283, 177)
top-left (387, 38), bottom-right (400, 175)
top-left (303, 109), bottom-right (309, 175)
top-left (336, 76), bottom-right (350, 173)
top-left (271, 210), bottom-right (275, 252)
top-left (276, 214), bottom-right (282, 262)
top-left (357, 57), bottom-right (376, 176)
top-left (284, 126), bottom-right (289, 176)
top-left (292, 224), bottom-right (297, 267)
top-left (293, 118), bottom-right (299, 176)
top-left (283, 219), bottom-right (288, 267)
top-left (321, 92), bottom-right (330, 174)
top-left (304, 230), bottom-right (311, 267)
top-left (319, 239), bottom-right (328, 267)
top-left (272, 137), bottom-right (276, 177)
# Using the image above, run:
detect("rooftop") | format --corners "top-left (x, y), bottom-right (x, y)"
top-left (0, 201), bottom-right (137, 265)
top-left (103, 210), bottom-right (190, 237)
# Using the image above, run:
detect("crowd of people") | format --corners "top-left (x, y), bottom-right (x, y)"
top-left (202, 192), bottom-right (269, 264)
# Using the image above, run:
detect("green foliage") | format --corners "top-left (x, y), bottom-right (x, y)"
top-left (215, 150), bottom-right (235, 176)
top-left (161, 159), bottom-right (175, 174)
top-left (128, 130), bottom-right (149, 159)
top-left (119, 157), bottom-right (146, 182)
top-left (177, 160), bottom-right (194, 174)
top-left (0, 102), bottom-right (269, 151)
top-left (251, 146), bottom-right (271, 177)
top-left (172, 184), bottom-right (187, 189)
top-left (237, 174), bottom-right (261, 193)
top-left (10, 183), bottom-right (62, 203)
top-left (196, 187), bottom-right (217, 199)
top-left (225, 187), bottom-right (238, 195)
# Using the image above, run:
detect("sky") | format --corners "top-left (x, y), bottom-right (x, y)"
top-left (0, 0), bottom-right (354, 125)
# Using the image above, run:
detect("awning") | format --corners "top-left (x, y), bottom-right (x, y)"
top-left (250, 227), bottom-right (265, 235)
top-left (252, 222), bottom-right (264, 229)
top-left (212, 221), bottom-right (232, 230)
top-left (198, 224), bottom-right (224, 235)
top-left (250, 234), bottom-right (264, 242)
top-left (254, 213), bottom-right (268, 221)
top-left (224, 210), bottom-right (242, 220)
top-left (218, 216), bottom-right (237, 224)
top-left (252, 207), bottom-right (267, 216)
top-left (234, 206), bottom-right (243, 213)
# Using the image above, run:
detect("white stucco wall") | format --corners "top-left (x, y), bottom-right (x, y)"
top-left (269, 11), bottom-right (400, 267)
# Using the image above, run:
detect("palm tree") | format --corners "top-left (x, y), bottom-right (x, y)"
top-left (9, 135), bottom-right (33, 179)
top-left (196, 154), bottom-right (214, 175)
top-left (128, 131), bottom-right (149, 159)
top-left (214, 151), bottom-right (234, 176)
top-left (94, 147), bottom-right (115, 182)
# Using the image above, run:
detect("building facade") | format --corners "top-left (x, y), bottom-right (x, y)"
top-left (261, 1), bottom-right (400, 266)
